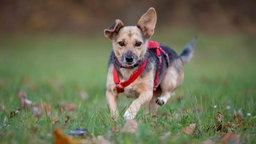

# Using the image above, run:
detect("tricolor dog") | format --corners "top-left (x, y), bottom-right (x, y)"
top-left (104, 7), bottom-right (196, 120)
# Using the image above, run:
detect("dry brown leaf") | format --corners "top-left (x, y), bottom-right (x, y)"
top-left (30, 103), bottom-right (52, 118)
top-left (216, 112), bottom-right (223, 131)
top-left (183, 123), bottom-right (196, 136)
top-left (31, 104), bottom-right (42, 117)
top-left (54, 129), bottom-right (73, 144)
top-left (220, 132), bottom-right (241, 144)
top-left (217, 112), bottom-right (223, 122)
top-left (41, 102), bottom-right (52, 113)
top-left (59, 103), bottom-right (77, 113)
top-left (65, 115), bottom-right (70, 124)
top-left (18, 91), bottom-right (32, 109)
top-left (121, 119), bottom-right (138, 133)
top-left (68, 103), bottom-right (76, 111)
top-left (54, 129), bottom-right (77, 144)
top-left (233, 110), bottom-right (244, 124)
top-left (10, 110), bottom-right (19, 118)
top-left (111, 126), bottom-right (119, 134)
top-left (161, 113), bottom-right (170, 118)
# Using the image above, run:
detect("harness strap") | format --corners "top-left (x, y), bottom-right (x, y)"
top-left (113, 57), bottom-right (148, 93)
top-left (113, 40), bottom-right (170, 93)
top-left (148, 41), bottom-right (170, 91)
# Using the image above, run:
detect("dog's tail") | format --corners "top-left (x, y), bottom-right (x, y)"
top-left (180, 37), bottom-right (197, 63)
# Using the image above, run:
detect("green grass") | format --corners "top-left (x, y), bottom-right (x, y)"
top-left (0, 31), bottom-right (256, 143)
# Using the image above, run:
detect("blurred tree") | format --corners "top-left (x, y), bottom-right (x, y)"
top-left (0, 0), bottom-right (255, 35)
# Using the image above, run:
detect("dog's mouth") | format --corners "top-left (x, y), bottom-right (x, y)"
top-left (122, 58), bottom-right (138, 67)
top-left (123, 61), bottom-right (137, 67)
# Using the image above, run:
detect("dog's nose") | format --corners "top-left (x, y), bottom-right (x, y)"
top-left (125, 55), bottom-right (134, 63)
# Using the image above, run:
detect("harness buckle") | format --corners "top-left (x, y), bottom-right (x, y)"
top-left (116, 84), bottom-right (124, 93)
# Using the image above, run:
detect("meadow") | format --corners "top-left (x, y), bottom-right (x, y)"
top-left (0, 30), bottom-right (255, 143)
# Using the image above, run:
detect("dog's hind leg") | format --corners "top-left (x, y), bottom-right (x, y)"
top-left (156, 91), bottom-right (176, 106)
top-left (156, 38), bottom-right (196, 105)
top-left (146, 90), bottom-right (161, 114)
top-left (156, 60), bottom-right (184, 106)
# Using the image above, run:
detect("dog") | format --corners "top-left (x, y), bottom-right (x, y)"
top-left (104, 7), bottom-right (196, 120)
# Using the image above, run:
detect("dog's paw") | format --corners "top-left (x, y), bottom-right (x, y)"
top-left (156, 97), bottom-right (167, 106)
top-left (123, 111), bottom-right (135, 120)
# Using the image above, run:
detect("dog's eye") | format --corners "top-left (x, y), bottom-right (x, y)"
top-left (118, 41), bottom-right (125, 47)
top-left (135, 41), bottom-right (142, 47)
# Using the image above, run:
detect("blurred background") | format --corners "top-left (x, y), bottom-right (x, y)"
top-left (0, 0), bottom-right (255, 91)
top-left (1, 1), bottom-right (256, 143)
top-left (0, 0), bottom-right (256, 36)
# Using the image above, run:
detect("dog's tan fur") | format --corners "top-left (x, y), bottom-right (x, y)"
top-left (104, 7), bottom-right (187, 120)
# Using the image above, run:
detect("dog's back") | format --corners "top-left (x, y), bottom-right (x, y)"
top-left (146, 38), bottom-right (196, 91)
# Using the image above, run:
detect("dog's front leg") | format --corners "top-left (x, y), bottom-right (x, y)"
top-left (124, 91), bottom-right (153, 120)
top-left (106, 89), bottom-right (119, 120)
top-left (106, 65), bottom-right (119, 120)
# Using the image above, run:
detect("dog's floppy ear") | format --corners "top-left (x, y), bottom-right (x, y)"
top-left (104, 19), bottom-right (124, 40)
top-left (137, 7), bottom-right (157, 39)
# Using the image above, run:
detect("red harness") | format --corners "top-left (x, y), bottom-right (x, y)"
top-left (113, 41), bottom-right (170, 93)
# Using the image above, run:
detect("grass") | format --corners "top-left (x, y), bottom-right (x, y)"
top-left (0, 30), bottom-right (256, 143)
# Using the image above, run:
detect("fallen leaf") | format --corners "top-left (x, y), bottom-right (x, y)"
top-left (65, 115), bottom-right (70, 124)
top-left (18, 91), bottom-right (32, 109)
top-left (65, 115), bottom-right (70, 123)
top-left (220, 132), bottom-right (241, 144)
top-left (216, 112), bottom-right (223, 131)
top-left (111, 126), bottom-right (119, 134)
top-left (59, 103), bottom-right (77, 113)
top-left (59, 104), bottom-right (66, 113)
top-left (41, 102), bottom-right (52, 114)
top-left (233, 110), bottom-right (244, 124)
top-left (121, 119), bottom-right (138, 133)
top-left (183, 123), bottom-right (196, 136)
top-left (31, 104), bottom-right (42, 117)
top-left (217, 112), bottom-right (223, 122)
top-left (10, 109), bottom-right (19, 118)
top-left (54, 129), bottom-right (76, 144)
top-left (161, 113), bottom-right (170, 118)
top-left (68, 103), bottom-right (76, 111)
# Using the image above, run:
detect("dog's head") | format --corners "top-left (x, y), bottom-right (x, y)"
top-left (104, 7), bottom-right (157, 67)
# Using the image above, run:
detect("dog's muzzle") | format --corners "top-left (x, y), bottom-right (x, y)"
top-left (125, 55), bottom-right (134, 63)
top-left (122, 51), bottom-right (138, 66)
